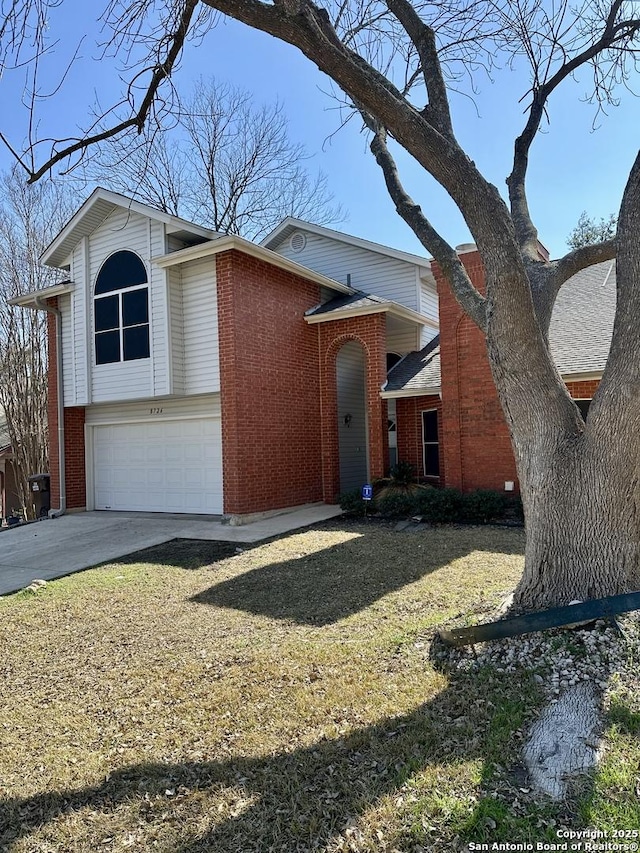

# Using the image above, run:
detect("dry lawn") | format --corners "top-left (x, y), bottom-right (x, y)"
top-left (0, 520), bottom-right (599, 851)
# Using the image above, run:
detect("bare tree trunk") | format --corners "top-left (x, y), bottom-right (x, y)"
top-left (513, 432), bottom-right (640, 610)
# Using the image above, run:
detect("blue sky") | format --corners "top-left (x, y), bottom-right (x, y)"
top-left (1, 3), bottom-right (637, 259)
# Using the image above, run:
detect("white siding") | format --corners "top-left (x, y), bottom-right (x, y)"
top-left (150, 220), bottom-right (169, 395)
top-left (275, 231), bottom-right (421, 310)
top-left (167, 267), bottom-right (184, 395)
top-left (85, 393), bottom-right (221, 425)
top-left (59, 293), bottom-right (74, 406)
top-left (181, 257), bottom-right (219, 394)
top-left (386, 325), bottom-right (418, 356)
top-left (420, 280), bottom-right (439, 323)
top-left (420, 280), bottom-right (440, 348)
top-left (70, 239), bottom-right (89, 404)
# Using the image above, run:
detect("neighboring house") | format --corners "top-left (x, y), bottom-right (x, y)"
top-left (0, 411), bottom-right (21, 520)
top-left (10, 188), bottom-right (613, 518)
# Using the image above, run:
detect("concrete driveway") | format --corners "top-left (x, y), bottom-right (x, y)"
top-left (0, 505), bottom-right (342, 596)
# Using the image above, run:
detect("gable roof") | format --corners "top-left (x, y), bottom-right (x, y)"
top-left (382, 336), bottom-right (441, 398)
top-left (549, 260), bottom-right (615, 378)
top-left (304, 290), bottom-right (436, 328)
top-left (41, 188), bottom-right (218, 270)
top-left (383, 260), bottom-right (615, 396)
top-left (262, 217), bottom-right (433, 273)
top-left (152, 234), bottom-right (353, 295)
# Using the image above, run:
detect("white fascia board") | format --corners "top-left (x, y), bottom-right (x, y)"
top-left (9, 281), bottom-right (75, 308)
top-left (262, 216), bottom-right (435, 271)
top-left (561, 371), bottom-right (603, 383)
top-left (41, 187), bottom-right (217, 268)
top-left (153, 234), bottom-right (353, 294)
top-left (305, 301), bottom-right (438, 329)
top-left (380, 386), bottom-right (441, 399)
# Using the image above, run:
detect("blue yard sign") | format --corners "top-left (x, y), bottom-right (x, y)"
top-left (361, 484), bottom-right (373, 501)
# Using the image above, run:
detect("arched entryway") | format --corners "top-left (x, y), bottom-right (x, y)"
top-left (336, 340), bottom-right (368, 492)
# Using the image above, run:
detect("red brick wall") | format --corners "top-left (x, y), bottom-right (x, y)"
top-left (396, 395), bottom-right (444, 483)
top-left (318, 315), bottom-right (388, 502)
top-left (566, 379), bottom-right (600, 400)
top-left (47, 300), bottom-right (86, 510)
top-left (433, 250), bottom-right (519, 492)
top-left (216, 251), bottom-right (324, 514)
top-left (433, 251), bottom-right (601, 494)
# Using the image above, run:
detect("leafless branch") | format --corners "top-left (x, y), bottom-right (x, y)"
top-left (553, 238), bottom-right (617, 288)
top-left (506, 0), bottom-right (640, 258)
top-left (364, 111), bottom-right (486, 331)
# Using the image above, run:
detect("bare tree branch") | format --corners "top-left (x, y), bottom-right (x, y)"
top-left (383, 0), bottom-right (454, 137)
top-left (363, 112), bottom-right (486, 331)
top-left (17, 0), bottom-right (200, 183)
top-left (552, 238), bottom-right (617, 288)
top-left (81, 76), bottom-right (346, 240)
top-left (506, 0), bottom-right (640, 258)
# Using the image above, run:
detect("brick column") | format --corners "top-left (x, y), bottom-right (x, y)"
top-left (433, 250), bottom-right (518, 493)
top-left (318, 314), bottom-right (388, 502)
top-left (47, 299), bottom-right (86, 510)
top-left (216, 250), bottom-right (323, 515)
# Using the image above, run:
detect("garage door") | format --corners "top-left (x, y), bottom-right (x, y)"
top-left (93, 418), bottom-right (222, 513)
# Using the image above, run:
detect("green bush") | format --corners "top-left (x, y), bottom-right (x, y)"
top-left (509, 494), bottom-right (525, 523)
top-left (377, 490), bottom-right (419, 518)
top-left (461, 489), bottom-right (509, 524)
top-left (388, 460), bottom-right (416, 486)
top-left (339, 489), bottom-right (375, 517)
top-left (415, 487), bottom-right (464, 523)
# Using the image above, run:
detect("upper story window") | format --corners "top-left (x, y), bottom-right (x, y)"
top-left (94, 251), bottom-right (150, 365)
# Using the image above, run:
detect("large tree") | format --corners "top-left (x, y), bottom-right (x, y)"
top-left (2, 0), bottom-right (639, 607)
top-left (82, 77), bottom-right (344, 240)
top-left (0, 170), bottom-right (75, 518)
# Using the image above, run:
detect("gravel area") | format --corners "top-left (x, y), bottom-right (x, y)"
top-left (438, 614), bottom-right (640, 699)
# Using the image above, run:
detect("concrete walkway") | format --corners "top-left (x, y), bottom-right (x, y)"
top-left (0, 504), bottom-right (343, 596)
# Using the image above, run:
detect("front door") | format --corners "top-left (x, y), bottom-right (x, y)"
top-left (336, 341), bottom-right (368, 493)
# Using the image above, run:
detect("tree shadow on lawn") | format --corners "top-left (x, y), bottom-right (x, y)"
top-left (190, 523), bottom-right (525, 626)
top-left (0, 661), bottom-right (570, 852)
top-left (114, 539), bottom-right (244, 571)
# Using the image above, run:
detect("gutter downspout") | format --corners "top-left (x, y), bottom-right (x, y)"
top-left (34, 296), bottom-right (66, 517)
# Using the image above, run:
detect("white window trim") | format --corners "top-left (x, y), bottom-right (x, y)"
top-left (421, 408), bottom-right (440, 479)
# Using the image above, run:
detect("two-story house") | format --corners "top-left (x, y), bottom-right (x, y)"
top-left (11, 188), bottom-right (613, 519)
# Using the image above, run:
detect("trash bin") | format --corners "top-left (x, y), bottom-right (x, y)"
top-left (28, 473), bottom-right (51, 518)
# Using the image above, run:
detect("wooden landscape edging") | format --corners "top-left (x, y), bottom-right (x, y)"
top-left (439, 590), bottom-right (640, 647)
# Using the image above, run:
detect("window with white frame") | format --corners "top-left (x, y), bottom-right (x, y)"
top-left (94, 251), bottom-right (150, 365)
top-left (422, 409), bottom-right (439, 478)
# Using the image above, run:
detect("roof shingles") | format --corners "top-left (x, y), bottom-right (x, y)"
top-left (384, 261), bottom-right (615, 394)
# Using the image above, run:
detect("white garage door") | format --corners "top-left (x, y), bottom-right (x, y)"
top-left (93, 418), bottom-right (223, 514)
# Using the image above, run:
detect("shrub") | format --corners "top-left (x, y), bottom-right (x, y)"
top-left (508, 494), bottom-right (525, 523)
top-left (461, 489), bottom-right (509, 524)
top-left (377, 490), bottom-right (420, 519)
top-left (339, 489), bottom-right (375, 517)
top-left (388, 460), bottom-right (416, 486)
top-left (415, 487), bottom-right (464, 523)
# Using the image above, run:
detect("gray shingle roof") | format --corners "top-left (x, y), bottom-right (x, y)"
top-left (385, 335), bottom-right (441, 392)
top-left (305, 291), bottom-right (386, 317)
top-left (549, 260), bottom-right (615, 375)
top-left (384, 260), bottom-right (615, 394)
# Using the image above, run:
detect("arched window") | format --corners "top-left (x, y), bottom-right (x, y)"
top-left (94, 251), bottom-right (150, 365)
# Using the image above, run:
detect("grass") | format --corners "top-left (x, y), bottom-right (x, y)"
top-left (0, 520), bottom-right (637, 852)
